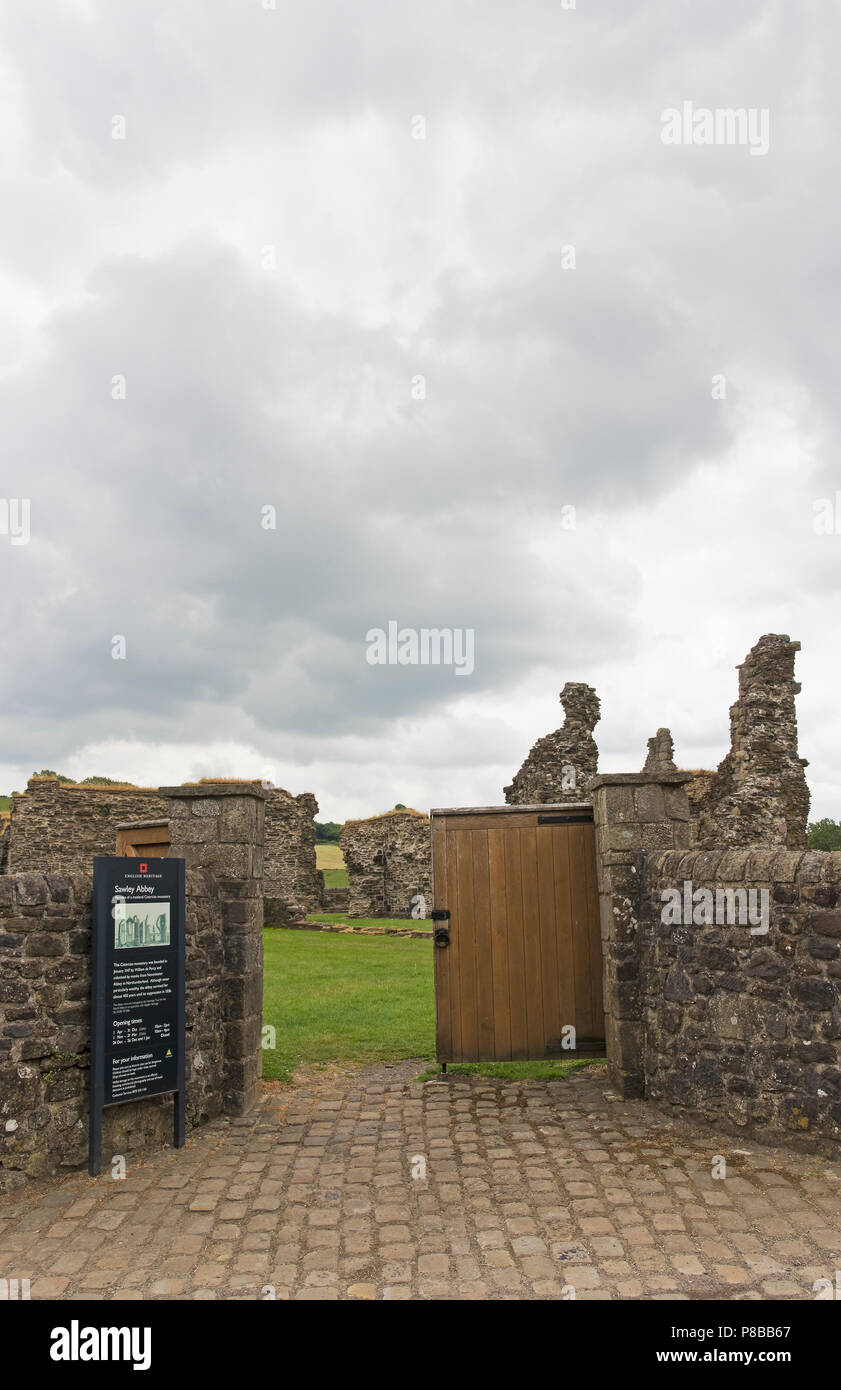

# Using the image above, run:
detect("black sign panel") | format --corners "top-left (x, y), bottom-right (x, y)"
top-left (89, 856), bottom-right (186, 1175)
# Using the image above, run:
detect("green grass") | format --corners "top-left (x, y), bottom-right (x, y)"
top-left (261, 928), bottom-right (435, 1082)
top-left (261, 929), bottom-right (605, 1088)
top-left (305, 911), bottom-right (430, 931)
top-left (316, 842), bottom-right (347, 888)
top-left (0, 796), bottom-right (9, 812)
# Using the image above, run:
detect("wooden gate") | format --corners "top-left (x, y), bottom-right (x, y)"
top-left (430, 805), bottom-right (604, 1062)
top-left (115, 819), bottom-right (171, 858)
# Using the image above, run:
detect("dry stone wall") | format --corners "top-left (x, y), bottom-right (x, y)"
top-left (505, 682), bottom-right (600, 804)
top-left (262, 787), bottom-right (321, 923)
top-left (0, 781), bottom-right (265, 1188)
top-left (7, 779), bottom-right (167, 874)
top-left (0, 867), bottom-right (224, 1187)
top-left (641, 848), bottom-right (841, 1147)
top-left (340, 810), bottom-right (431, 918)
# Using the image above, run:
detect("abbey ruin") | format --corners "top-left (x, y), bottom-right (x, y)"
top-left (5, 631), bottom-right (841, 1177)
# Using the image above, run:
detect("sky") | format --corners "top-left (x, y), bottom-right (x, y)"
top-left (1, 0), bottom-right (839, 824)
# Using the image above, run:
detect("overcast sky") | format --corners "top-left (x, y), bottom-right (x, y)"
top-left (1, 0), bottom-right (839, 824)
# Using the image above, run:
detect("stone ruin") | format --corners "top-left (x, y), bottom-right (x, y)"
top-left (1, 774), bottom-right (321, 926)
top-left (689, 634), bottom-right (810, 848)
top-left (6, 777), bottom-right (168, 873)
top-left (262, 786), bottom-right (322, 923)
top-left (504, 681), bottom-right (600, 804)
top-left (340, 810), bottom-right (432, 918)
top-left (504, 636), bottom-right (811, 851)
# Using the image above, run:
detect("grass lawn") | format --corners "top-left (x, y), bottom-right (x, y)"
top-left (316, 842), bottom-right (347, 889)
top-left (261, 928), bottom-right (604, 1087)
top-left (262, 928), bottom-right (435, 1082)
top-left (305, 911), bottom-right (430, 932)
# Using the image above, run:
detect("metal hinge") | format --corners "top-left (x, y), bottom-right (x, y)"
top-left (431, 909), bottom-right (450, 921)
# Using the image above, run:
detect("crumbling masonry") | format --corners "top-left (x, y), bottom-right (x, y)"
top-left (340, 810), bottom-right (431, 919)
top-left (504, 682), bottom-right (600, 805)
top-left (689, 634), bottom-right (810, 849)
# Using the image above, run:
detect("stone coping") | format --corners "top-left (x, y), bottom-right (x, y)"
top-left (590, 773), bottom-right (692, 788)
top-left (160, 783), bottom-right (268, 799)
top-left (430, 802), bottom-right (593, 817)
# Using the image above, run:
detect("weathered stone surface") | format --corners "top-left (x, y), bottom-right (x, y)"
top-left (691, 635), bottom-right (810, 849)
top-left (505, 682), bottom-right (600, 804)
top-left (7, 777), bottom-right (167, 873)
top-left (641, 851), bottom-right (841, 1145)
top-left (262, 787), bottom-right (321, 919)
top-left (1, 784), bottom-right (266, 1188)
top-left (340, 811), bottom-right (431, 919)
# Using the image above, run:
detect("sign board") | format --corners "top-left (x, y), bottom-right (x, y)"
top-left (89, 856), bottom-right (186, 1176)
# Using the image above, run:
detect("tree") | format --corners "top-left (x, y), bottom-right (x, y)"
top-left (808, 819), bottom-right (841, 850)
top-left (394, 803), bottom-right (407, 810)
top-left (315, 821), bottom-right (343, 844)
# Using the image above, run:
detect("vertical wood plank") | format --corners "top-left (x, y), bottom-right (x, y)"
top-left (568, 822), bottom-right (595, 1041)
top-left (456, 830), bottom-right (478, 1061)
top-left (582, 822), bottom-right (605, 1039)
top-left (488, 827), bottom-right (510, 1060)
top-left (446, 827), bottom-right (463, 1061)
top-left (471, 830), bottom-right (495, 1060)
top-left (504, 828), bottom-right (528, 1059)
top-left (432, 817), bottom-right (452, 1061)
top-left (552, 826), bottom-right (576, 1037)
top-left (519, 826), bottom-right (544, 1057)
top-left (536, 826), bottom-right (561, 1048)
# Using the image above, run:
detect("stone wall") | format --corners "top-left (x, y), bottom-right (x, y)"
top-left (690, 635), bottom-right (810, 849)
top-left (0, 821), bottom-right (8, 873)
top-left (640, 848), bottom-right (841, 1147)
top-left (0, 867), bottom-right (223, 1187)
top-left (340, 810), bottom-right (431, 918)
top-left (0, 781), bottom-right (265, 1188)
top-left (591, 729), bottom-right (694, 1098)
top-left (263, 786), bottom-right (321, 921)
top-left (505, 682), bottom-right (600, 804)
top-left (163, 782), bottom-right (266, 1117)
top-left (7, 778), bottom-right (167, 874)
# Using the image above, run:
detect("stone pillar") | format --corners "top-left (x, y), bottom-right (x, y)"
top-left (592, 729), bottom-right (693, 1098)
top-left (162, 782), bottom-right (266, 1116)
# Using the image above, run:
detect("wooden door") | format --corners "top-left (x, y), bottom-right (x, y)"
top-left (431, 807), bottom-right (604, 1061)
top-left (116, 820), bottom-right (171, 858)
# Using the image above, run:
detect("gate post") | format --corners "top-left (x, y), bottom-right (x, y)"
top-left (162, 781), bottom-right (266, 1116)
top-left (592, 731), bottom-right (692, 1098)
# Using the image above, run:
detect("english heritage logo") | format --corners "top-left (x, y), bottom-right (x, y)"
top-left (50, 1321), bottom-right (152, 1370)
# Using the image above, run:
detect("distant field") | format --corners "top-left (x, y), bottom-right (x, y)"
top-left (0, 796), bottom-right (9, 812)
top-left (316, 841), bottom-right (347, 888)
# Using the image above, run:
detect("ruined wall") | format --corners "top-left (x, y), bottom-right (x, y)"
top-left (691, 635), bottom-right (810, 849)
top-left (505, 682), bottom-right (600, 804)
top-left (340, 810), bottom-right (431, 918)
top-left (0, 820), bottom-right (8, 873)
top-left (8, 778), bottom-right (167, 874)
top-left (640, 848), bottom-right (841, 1148)
top-left (0, 867), bottom-right (224, 1187)
top-left (1, 781), bottom-right (266, 1188)
top-left (262, 786), bottom-right (321, 922)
